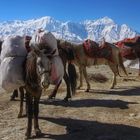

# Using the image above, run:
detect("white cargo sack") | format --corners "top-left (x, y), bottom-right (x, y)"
top-left (0, 57), bottom-right (25, 91)
top-left (0, 36), bottom-right (27, 92)
top-left (30, 29), bottom-right (59, 56)
top-left (1, 36), bottom-right (27, 60)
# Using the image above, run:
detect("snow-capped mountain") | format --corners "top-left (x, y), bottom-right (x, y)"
top-left (0, 16), bottom-right (139, 43)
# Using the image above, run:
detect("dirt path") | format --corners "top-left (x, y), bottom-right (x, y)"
top-left (0, 66), bottom-right (140, 140)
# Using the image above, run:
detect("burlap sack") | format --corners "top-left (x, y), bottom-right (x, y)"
top-left (30, 30), bottom-right (59, 56)
top-left (0, 36), bottom-right (27, 60)
top-left (0, 57), bottom-right (25, 92)
top-left (0, 36), bottom-right (27, 92)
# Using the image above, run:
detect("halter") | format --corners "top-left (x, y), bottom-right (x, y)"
top-left (39, 70), bottom-right (51, 76)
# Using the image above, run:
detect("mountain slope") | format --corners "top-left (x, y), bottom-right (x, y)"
top-left (0, 16), bottom-right (139, 43)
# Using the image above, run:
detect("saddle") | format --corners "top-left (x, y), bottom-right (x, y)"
top-left (83, 39), bottom-right (99, 57)
top-left (123, 36), bottom-right (140, 47)
top-left (99, 42), bottom-right (112, 61)
top-left (83, 39), bottom-right (112, 61)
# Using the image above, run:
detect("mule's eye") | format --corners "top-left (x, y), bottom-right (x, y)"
top-left (44, 50), bottom-right (48, 54)
top-left (37, 61), bottom-right (43, 67)
top-left (40, 62), bottom-right (43, 67)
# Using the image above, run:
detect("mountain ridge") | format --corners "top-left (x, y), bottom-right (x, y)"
top-left (0, 16), bottom-right (139, 43)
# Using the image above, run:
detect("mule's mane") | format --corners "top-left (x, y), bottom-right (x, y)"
top-left (65, 40), bottom-right (78, 47)
top-left (0, 41), bottom-right (3, 53)
top-left (25, 51), bottom-right (39, 91)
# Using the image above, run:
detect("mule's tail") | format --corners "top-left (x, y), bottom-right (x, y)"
top-left (68, 62), bottom-right (77, 95)
top-left (59, 45), bottom-right (77, 95)
top-left (118, 52), bottom-right (128, 76)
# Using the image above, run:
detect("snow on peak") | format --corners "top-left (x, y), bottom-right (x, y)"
top-left (0, 16), bottom-right (139, 43)
top-left (94, 16), bottom-right (115, 25)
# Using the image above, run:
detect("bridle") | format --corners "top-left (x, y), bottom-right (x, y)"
top-left (39, 70), bottom-right (51, 76)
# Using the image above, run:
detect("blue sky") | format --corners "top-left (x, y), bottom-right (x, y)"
top-left (0, 0), bottom-right (140, 32)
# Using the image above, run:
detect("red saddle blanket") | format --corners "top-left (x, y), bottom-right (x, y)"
top-left (115, 39), bottom-right (137, 60)
top-left (123, 36), bottom-right (140, 46)
top-left (83, 40), bottom-right (112, 61)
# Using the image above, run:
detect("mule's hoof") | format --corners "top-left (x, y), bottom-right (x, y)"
top-left (35, 129), bottom-right (42, 137)
top-left (25, 132), bottom-right (31, 140)
top-left (47, 96), bottom-right (55, 100)
top-left (63, 97), bottom-right (71, 102)
top-left (85, 89), bottom-right (89, 92)
top-left (110, 86), bottom-right (114, 89)
top-left (64, 98), bottom-right (68, 102)
top-left (10, 98), bottom-right (16, 101)
top-left (24, 136), bottom-right (29, 140)
top-left (46, 98), bottom-right (55, 103)
top-left (18, 114), bottom-right (27, 118)
top-left (77, 86), bottom-right (81, 90)
top-left (17, 114), bottom-right (22, 118)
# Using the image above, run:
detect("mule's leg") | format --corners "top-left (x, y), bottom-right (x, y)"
top-left (18, 87), bottom-right (24, 118)
top-left (48, 80), bottom-right (62, 100)
top-left (10, 89), bottom-right (18, 101)
top-left (83, 67), bottom-right (90, 92)
top-left (139, 58), bottom-right (140, 76)
top-left (25, 93), bottom-right (33, 139)
top-left (108, 63), bottom-right (118, 89)
top-left (34, 96), bottom-right (42, 137)
top-left (63, 72), bottom-right (71, 101)
top-left (77, 66), bottom-right (83, 89)
top-left (110, 72), bottom-right (117, 89)
top-left (68, 63), bottom-right (77, 96)
top-left (25, 93), bottom-right (28, 117)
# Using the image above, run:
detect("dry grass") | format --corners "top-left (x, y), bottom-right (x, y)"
top-left (1, 67), bottom-right (140, 140)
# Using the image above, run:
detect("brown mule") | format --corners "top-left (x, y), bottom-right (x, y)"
top-left (58, 39), bottom-right (127, 91)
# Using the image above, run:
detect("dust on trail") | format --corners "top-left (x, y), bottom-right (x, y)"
top-left (0, 66), bottom-right (140, 140)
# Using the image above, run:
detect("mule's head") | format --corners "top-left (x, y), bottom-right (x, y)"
top-left (34, 48), bottom-right (55, 89)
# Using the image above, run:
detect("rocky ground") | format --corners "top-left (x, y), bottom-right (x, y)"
top-left (0, 65), bottom-right (140, 140)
